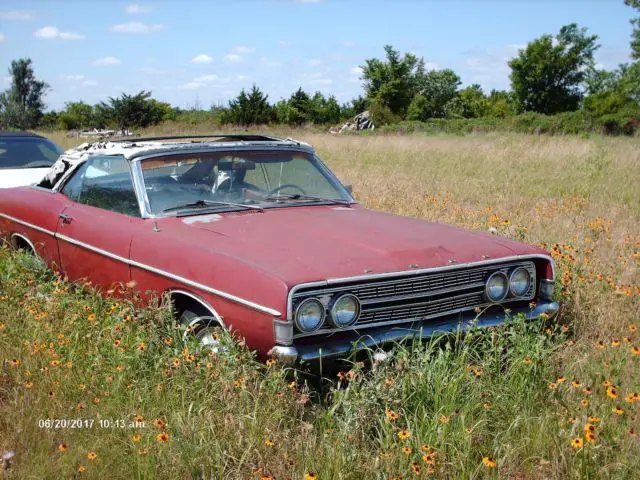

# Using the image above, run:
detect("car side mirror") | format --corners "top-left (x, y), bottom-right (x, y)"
top-left (344, 184), bottom-right (353, 195)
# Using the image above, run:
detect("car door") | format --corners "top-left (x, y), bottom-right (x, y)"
top-left (55, 155), bottom-right (140, 289)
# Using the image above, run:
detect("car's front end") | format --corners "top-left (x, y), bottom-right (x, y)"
top-left (270, 253), bottom-right (559, 366)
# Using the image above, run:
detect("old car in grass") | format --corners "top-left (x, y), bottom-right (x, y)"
top-left (0, 134), bottom-right (559, 366)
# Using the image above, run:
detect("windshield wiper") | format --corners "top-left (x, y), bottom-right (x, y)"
top-left (162, 199), bottom-right (264, 214)
top-left (263, 193), bottom-right (352, 207)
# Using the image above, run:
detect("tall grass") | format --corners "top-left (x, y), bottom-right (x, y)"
top-left (2, 129), bottom-right (639, 478)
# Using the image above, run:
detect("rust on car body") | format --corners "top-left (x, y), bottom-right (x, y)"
top-left (0, 134), bottom-right (559, 365)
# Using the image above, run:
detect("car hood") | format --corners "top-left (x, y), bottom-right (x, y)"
top-left (0, 168), bottom-right (49, 188)
top-left (166, 205), bottom-right (546, 286)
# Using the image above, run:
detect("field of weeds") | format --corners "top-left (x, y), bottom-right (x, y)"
top-left (1, 130), bottom-right (639, 479)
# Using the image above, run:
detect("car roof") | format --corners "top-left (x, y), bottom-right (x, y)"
top-left (0, 130), bottom-right (47, 138)
top-left (59, 134), bottom-right (314, 163)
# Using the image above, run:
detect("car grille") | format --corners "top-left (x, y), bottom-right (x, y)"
top-left (291, 261), bottom-right (536, 337)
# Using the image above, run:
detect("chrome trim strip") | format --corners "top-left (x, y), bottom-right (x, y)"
top-left (0, 212), bottom-right (56, 237)
top-left (167, 289), bottom-right (226, 327)
top-left (0, 210), bottom-right (281, 317)
top-left (10, 233), bottom-right (37, 253)
top-left (286, 254), bottom-right (555, 320)
top-left (55, 232), bottom-right (281, 317)
top-left (56, 234), bottom-right (282, 317)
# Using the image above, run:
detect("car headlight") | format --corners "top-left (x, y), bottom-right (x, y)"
top-left (294, 298), bottom-right (325, 332)
top-left (485, 271), bottom-right (508, 302)
top-left (509, 267), bottom-right (532, 297)
top-left (329, 294), bottom-right (360, 327)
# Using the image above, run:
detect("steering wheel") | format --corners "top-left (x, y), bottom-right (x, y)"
top-left (21, 161), bottom-right (53, 168)
top-left (267, 184), bottom-right (306, 197)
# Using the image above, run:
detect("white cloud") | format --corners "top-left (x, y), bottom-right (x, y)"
top-left (34, 26), bottom-right (85, 40)
top-left (236, 74), bottom-right (250, 81)
top-left (110, 21), bottom-right (164, 34)
top-left (277, 40), bottom-right (290, 47)
top-left (463, 44), bottom-right (527, 91)
top-left (179, 82), bottom-right (204, 90)
top-left (349, 66), bottom-right (363, 76)
top-left (3, 75), bottom-right (12, 86)
top-left (125, 3), bottom-right (153, 14)
top-left (60, 74), bottom-right (85, 81)
top-left (342, 41), bottom-right (355, 47)
top-left (94, 56), bottom-right (121, 66)
top-left (224, 53), bottom-right (243, 62)
top-left (192, 54), bottom-right (213, 63)
top-left (308, 58), bottom-right (323, 66)
top-left (232, 45), bottom-right (255, 54)
top-left (0, 33), bottom-right (4, 42)
top-left (82, 80), bottom-right (98, 87)
top-left (0, 11), bottom-right (34, 20)
top-left (260, 56), bottom-right (281, 68)
top-left (194, 74), bottom-right (218, 83)
top-left (424, 62), bottom-right (439, 70)
top-left (179, 73), bottom-right (221, 90)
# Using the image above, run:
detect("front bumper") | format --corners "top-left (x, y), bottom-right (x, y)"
top-left (270, 300), bottom-right (560, 366)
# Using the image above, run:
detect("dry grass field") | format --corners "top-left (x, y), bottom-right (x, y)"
top-left (1, 129), bottom-right (639, 479)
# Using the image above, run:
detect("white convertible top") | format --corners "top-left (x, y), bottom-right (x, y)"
top-left (40, 136), bottom-right (311, 189)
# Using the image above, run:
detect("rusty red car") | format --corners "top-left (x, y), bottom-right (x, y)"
top-left (0, 134), bottom-right (559, 366)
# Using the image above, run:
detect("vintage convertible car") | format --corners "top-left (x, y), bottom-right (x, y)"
top-left (0, 134), bottom-right (559, 366)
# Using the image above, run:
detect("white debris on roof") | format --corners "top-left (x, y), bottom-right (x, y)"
top-left (40, 137), bottom-right (312, 189)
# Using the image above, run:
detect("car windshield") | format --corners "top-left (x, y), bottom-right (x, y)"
top-left (0, 136), bottom-right (63, 170)
top-left (139, 150), bottom-right (353, 215)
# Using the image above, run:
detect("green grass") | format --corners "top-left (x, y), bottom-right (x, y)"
top-left (1, 247), bottom-right (638, 479)
top-left (3, 128), bottom-right (639, 479)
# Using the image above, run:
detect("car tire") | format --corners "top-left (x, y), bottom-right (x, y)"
top-left (179, 309), bottom-right (223, 352)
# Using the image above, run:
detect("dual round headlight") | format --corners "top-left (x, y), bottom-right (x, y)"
top-left (329, 294), bottom-right (360, 328)
top-left (485, 267), bottom-right (532, 302)
top-left (294, 294), bottom-right (361, 332)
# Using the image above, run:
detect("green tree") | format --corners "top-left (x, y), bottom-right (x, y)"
top-left (584, 63), bottom-right (640, 116)
top-left (58, 101), bottom-right (94, 130)
top-left (39, 111), bottom-right (60, 130)
top-left (308, 92), bottom-right (341, 124)
top-left (98, 90), bottom-right (171, 129)
top-left (341, 96), bottom-right (368, 119)
top-left (486, 90), bottom-right (517, 118)
top-left (288, 88), bottom-right (312, 125)
top-left (406, 69), bottom-right (461, 120)
top-left (220, 85), bottom-right (273, 126)
top-left (361, 45), bottom-right (426, 116)
top-left (457, 84), bottom-right (490, 118)
top-left (508, 24), bottom-right (599, 114)
top-left (626, 0), bottom-right (640, 59)
top-left (0, 58), bottom-right (49, 129)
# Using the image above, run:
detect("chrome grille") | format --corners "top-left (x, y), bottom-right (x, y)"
top-left (291, 261), bottom-right (537, 338)
top-left (358, 292), bottom-right (484, 324)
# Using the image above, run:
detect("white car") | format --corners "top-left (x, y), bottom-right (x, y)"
top-left (0, 131), bottom-right (64, 188)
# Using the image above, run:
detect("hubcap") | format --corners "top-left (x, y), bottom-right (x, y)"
top-left (194, 326), bottom-right (221, 352)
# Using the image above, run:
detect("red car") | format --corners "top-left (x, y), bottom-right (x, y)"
top-left (0, 134), bottom-right (559, 365)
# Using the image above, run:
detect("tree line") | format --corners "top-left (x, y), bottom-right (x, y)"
top-left (1, 0), bottom-right (638, 135)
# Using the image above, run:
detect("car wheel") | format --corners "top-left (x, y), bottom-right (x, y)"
top-left (179, 309), bottom-right (223, 352)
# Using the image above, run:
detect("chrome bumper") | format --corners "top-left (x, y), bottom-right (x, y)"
top-left (270, 300), bottom-right (560, 366)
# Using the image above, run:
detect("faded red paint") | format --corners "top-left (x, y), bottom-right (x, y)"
top-left (0, 185), bottom-right (554, 358)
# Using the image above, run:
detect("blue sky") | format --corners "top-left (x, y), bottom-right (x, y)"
top-left (0, 0), bottom-right (636, 110)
